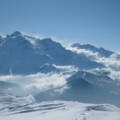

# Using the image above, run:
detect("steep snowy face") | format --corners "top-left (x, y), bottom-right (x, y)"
top-left (34, 38), bottom-right (72, 65)
top-left (0, 32), bottom-right (52, 74)
top-left (71, 43), bottom-right (113, 57)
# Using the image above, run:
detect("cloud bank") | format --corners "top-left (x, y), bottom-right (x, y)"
top-left (0, 72), bottom-right (71, 96)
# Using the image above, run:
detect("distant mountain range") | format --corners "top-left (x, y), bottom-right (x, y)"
top-left (0, 31), bottom-right (107, 75)
top-left (0, 31), bottom-right (115, 75)
top-left (72, 43), bottom-right (113, 57)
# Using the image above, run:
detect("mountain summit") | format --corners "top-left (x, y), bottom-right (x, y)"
top-left (10, 31), bottom-right (22, 36)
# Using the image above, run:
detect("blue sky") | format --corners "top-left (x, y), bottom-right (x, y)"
top-left (0, 0), bottom-right (120, 51)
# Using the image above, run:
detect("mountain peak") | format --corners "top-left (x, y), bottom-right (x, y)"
top-left (9, 31), bottom-right (23, 37)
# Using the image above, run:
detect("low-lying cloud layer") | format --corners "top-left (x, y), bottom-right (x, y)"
top-left (0, 72), bottom-right (71, 96)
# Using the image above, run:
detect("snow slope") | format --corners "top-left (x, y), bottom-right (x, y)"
top-left (0, 100), bottom-right (120, 120)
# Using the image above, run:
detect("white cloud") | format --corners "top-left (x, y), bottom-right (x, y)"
top-left (0, 33), bottom-right (6, 38)
top-left (96, 53), bottom-right (120, 69)
top-left (94, 53), bottom-right (120, 80)
top-left (53, 64), bottom-right (78, 72)
top-left (25, 72), bottom-right (70, 93)
top-left (0, 72), bottom-right (70, 95)
top-left (67, 46), bottom-right (99, 58)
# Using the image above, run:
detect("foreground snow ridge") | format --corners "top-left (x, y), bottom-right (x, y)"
top-left (0, 100), bottom-right (120, 120)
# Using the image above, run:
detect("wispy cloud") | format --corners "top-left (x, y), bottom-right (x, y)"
top-left (96, 53), bottom-right (120, 69)
top-left (0, 72), bottom-right (70, 95)
top-left (53, 64), bottom-right (78, 73)
top-left (67, 46), bottom-right (99, 58)
top-left (90, 53), bottom-right (120, 81)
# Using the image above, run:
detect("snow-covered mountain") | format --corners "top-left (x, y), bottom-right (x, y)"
top-left (33, 70), bottom-right (120, 106)
top-left (62, 71), bottom-right (120, 105)
top-left (0, 31), bottom-right (120, 120)
top-left (71, 43), bottom-right (113, 57)
top-left (0, 31), bottom-right (104, 74)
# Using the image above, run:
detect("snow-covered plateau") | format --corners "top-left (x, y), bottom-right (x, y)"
top-left (0, 99), bottom-right (120, 120)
